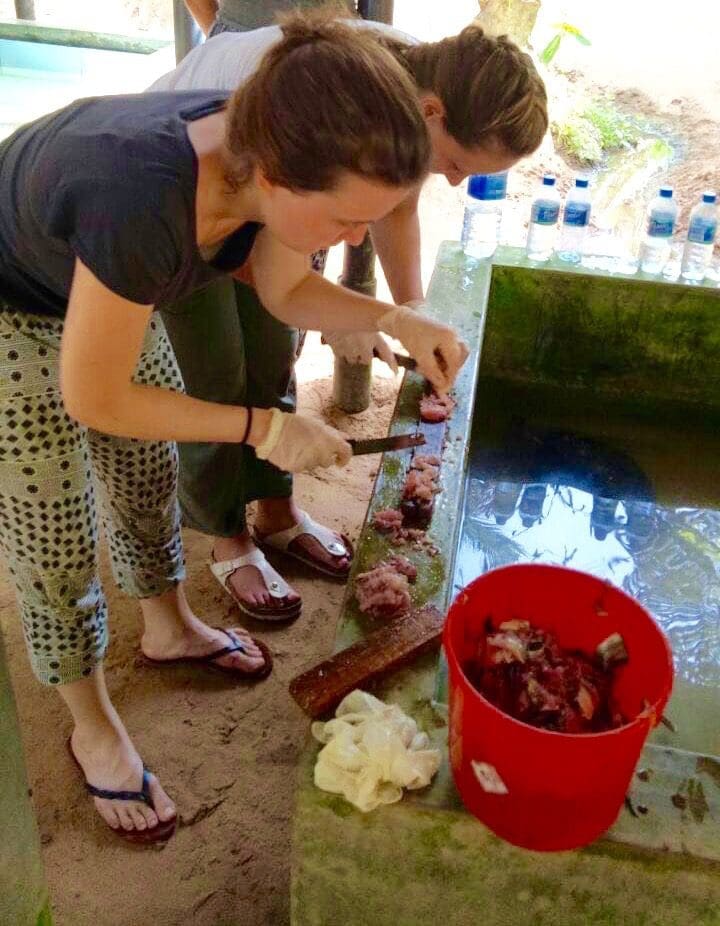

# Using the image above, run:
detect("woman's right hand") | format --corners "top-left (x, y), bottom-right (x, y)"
top-left (252, 409), bottom-right (352, 473)
top-left (378, 306), bottom-right (469, 394)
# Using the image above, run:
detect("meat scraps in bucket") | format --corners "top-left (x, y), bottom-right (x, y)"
top-left (464, 621), bottom-right (629, 733)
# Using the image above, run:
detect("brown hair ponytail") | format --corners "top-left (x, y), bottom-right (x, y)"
top-left (387, 25), bottom-right (548, 157)
top-left (224, 9), bottom-right (430, 192)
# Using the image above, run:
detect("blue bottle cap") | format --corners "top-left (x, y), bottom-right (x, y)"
top-left (468, 172), bottom-right (508, 201)
top-left (702, 191), bottom-right (717, 204)
top-left (659, 186), bottom-right (673, 198)
top-left (575, 177), bottom-right (589, 189)
top-left (542, 175), bottom-right (556, 186)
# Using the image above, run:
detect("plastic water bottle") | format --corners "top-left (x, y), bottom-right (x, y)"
top-left (461, 172), bottom-right (508, 260)
top-left (681, 191), bottom-right (718, 281)
top-left (557, 177), bottom-right (592, 263)
top-left (639, 186), bottom-right (678, 274)
top-left (526, 174), bottom-right (560, 261)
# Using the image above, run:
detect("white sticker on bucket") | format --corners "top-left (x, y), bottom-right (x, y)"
top-left (471, 761), bottom-right (509, 795)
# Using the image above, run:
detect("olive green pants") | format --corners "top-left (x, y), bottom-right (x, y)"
top-left (161, 278), bottom-right (298, 538)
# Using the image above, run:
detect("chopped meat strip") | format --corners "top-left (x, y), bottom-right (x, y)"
top-left (384, 554), bottom-right (417, 582)
top-left (373, 507), bottom-right (404, 533)
top-left (402, 466), bottom-right (439, 503)
top-left (419, 392), bottom-right (456, 423)
top-left (412, 454), bottom-right (441, 468)
top-left (355, 563), bottom-right (411, 619)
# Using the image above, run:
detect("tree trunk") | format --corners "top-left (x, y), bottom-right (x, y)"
top-left (476, 0), bottom-right (540, 47)
top-left (14, 0), bottom-right (36, 19)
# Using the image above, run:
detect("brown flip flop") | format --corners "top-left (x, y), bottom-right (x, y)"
top-left (141, 627), bottom-right (273, 680)
top-left (67, 738), bottom-right (176, 845)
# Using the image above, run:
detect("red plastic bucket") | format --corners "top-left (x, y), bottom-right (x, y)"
top-left (443, 564), bottom-right (673, 851)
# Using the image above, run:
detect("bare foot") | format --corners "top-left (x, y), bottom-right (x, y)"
top-left (212, 533), bottom-right (301, 611)
top-left (140, 585), bottom-right (270, 673)
top-left (255, 499), bottom-right (351, 575)
top-left (70, 726), bottom-right (175, 835)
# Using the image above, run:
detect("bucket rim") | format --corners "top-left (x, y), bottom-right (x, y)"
top-left (443, 563), bottom-right (674, 742)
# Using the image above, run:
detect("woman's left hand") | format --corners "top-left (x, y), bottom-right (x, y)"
top-left (321, 330), bottom-right (398, 371)
top-left (378, 305), bottom-right (469, 394)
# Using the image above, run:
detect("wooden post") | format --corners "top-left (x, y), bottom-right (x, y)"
top-left (334, 0), bottom-right (394, 413)
top-left (14, 0), bottom-right (36, 20)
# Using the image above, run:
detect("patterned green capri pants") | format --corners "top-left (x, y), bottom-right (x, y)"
top-left (0, 307), bottom-right (185, 686)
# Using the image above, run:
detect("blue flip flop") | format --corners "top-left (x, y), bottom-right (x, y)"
top-left (141, 627), bottom-right (273, 679)
top-left (67, 738), bottom-right (176, 844)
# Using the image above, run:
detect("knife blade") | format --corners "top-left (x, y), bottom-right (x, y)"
top-left (373, 349), bottom-right (417, 371)
top-left (349, 433), bottom-right (426, 455)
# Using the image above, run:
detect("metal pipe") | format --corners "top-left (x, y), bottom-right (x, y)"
top-left (173, 0), bottom-right (203, 64)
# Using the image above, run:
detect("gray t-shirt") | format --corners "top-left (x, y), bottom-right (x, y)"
top-left (0, 91), bottom-right (261, 318)
top-left (150, 20), bottom-right (416, 93)
top-left (217, 1), bottom-right (315, 31)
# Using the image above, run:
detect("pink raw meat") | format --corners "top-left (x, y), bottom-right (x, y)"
top-left (403, 466), bottom-right (439, 503)
top-left (373, 507), bottom-right (404, 533)
top-left (420, 392), bottom-right (456, 423)
top-left (412, 454), bottom-right (441, 468)
top-left (384, 554), bottom-right (417, 582)
top-left (355, 564), bottom-right (411, 618)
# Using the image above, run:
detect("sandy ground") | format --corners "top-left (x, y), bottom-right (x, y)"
top-left (1, 1), bottom-right (718, 924)
top-left (1, 367), bottom-right (401, 926)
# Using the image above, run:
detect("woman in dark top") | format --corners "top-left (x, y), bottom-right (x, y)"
top-left (152, 15), bottom-right (548, 618)
top-left (0, 13), bottom-right (466, 843)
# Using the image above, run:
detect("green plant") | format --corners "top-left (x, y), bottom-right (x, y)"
top-left (554, 113), bottom-right (603, 163)
top-left (554, 101), bottom-right (641, 164)
top-left (583, 102), bottom-right (640, 149)
top-left (540, 22), bottom-right (591, 65)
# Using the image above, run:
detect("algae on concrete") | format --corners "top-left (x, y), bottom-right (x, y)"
top-left (0, 632), bottom-right (52, 926)
top-left (292, 245), bottom-right (720, 925)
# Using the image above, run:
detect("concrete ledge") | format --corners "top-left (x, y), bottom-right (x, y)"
top-left (0, 18), bottom-right (171, 54)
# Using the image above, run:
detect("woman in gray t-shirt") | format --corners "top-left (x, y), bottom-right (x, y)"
top-left (0, 13), bottom-right (466, 844)
top-left (185, 0), bottom-right (323, 36)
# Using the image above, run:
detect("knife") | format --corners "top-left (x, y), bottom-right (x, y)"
top-left (349, 433), bottom-right (426, 455)
top-left (373, 349), bottom-right (417, 371)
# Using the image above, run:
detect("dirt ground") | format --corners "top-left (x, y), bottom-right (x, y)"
top-left (1, 368), bottom-right (401, 926)
top-left (1, 1), bottom-right (718, 924)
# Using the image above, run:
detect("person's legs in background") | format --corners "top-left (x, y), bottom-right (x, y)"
top-left (161, 280), bottom-right (302, 614)
top-left (236, 254), bottom-right (351, 576)
top-left (161, 267), bottom-right (350, 618)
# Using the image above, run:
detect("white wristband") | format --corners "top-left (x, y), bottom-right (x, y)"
top-left (254, 407), bottom-right (286, 460)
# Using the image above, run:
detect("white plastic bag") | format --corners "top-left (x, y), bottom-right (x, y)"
top-left (311, 690), bottom-right (441, 812)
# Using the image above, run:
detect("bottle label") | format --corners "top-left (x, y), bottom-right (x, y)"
top-left (563, 203), bottom-right (590, 228)
top-left (482, 174), bottom-right (507, 200)
top-left (469, 172), bottom-right (508, 201)
top-left (531, 201), bottom-right (560, 225)
top-left (688, 217), bottom-right (718, 244)
top-left (647, 214), bottom-right (675, 238)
